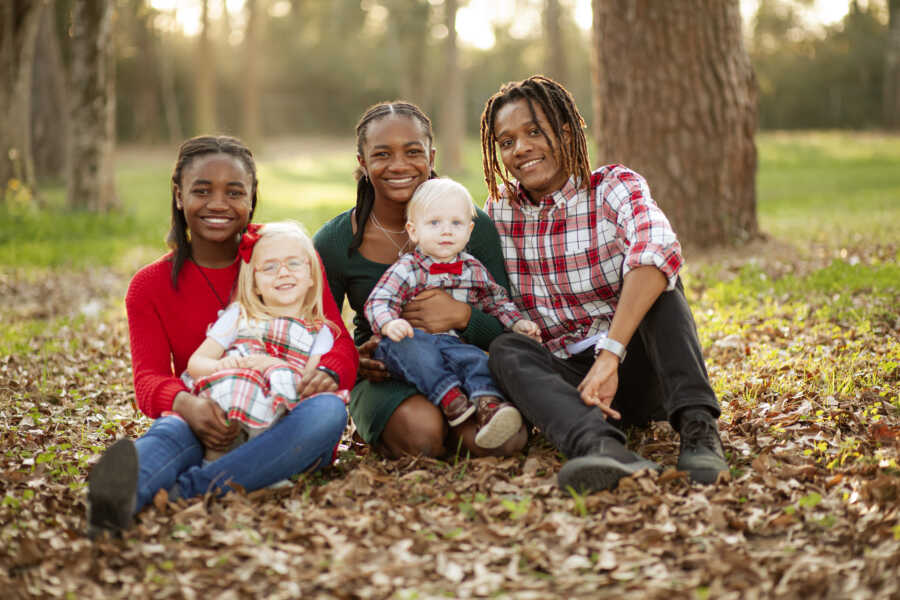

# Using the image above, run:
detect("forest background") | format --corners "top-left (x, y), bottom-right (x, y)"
top-left (1, 0), bottom-right (899, 598)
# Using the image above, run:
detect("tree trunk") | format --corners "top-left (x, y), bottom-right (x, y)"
top-left (543, 0), bottom-right (568, 85)
top-left (242, 0), bottom-right (261, 147)
top-left (67, 0), bottom-right (118, 211)
top-left (194, 0), bottom-right (216, 134)
top-left (32, 5), bottom-right (68, 181)
top-left (439, 0), bottom-right (464, 174)
top-left (885, 0), bottom-right (900, 130)
top-left (591, 0), bottom-right (758, 249)
top-left (157, 24), bottom-right (183, 145)
top-left (0, 0), bottom-right (46, 196)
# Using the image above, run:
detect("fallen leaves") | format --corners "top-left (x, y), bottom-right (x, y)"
top-left (2, 246), bottom-right (900, 598)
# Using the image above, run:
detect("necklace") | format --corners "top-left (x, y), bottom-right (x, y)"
top-left (369, 212), bottom-right (411, 257)
top-left (194, 260), bottom-right (229, 312)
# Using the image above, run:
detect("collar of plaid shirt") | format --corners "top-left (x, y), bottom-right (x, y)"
top-left (511, 175), bottom-right (583, 210)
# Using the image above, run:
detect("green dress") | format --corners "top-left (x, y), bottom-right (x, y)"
top-left (313, 208), bottom-right (511, 444)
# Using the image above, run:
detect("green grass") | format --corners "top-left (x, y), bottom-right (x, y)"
top-left (2, 131), bottom-right (898, 273)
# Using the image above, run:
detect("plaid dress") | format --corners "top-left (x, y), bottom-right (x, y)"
top-left (192, 316), bottom-right (348, 432)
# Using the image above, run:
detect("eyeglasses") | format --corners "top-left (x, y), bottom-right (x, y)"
top-left (255, 258), bottom-right (310, 276)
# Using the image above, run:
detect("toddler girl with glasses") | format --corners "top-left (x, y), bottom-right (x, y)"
top-left (185, 221), bottom-right (348, 460)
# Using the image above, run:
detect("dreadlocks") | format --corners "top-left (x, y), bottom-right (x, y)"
top-left (480, 75), bottom-right (591, 201)
top-left (349, 101), bottom-right (438, 256)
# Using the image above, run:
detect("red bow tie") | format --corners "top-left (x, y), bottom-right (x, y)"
top-left (429, 261), bottom-right (463, 275)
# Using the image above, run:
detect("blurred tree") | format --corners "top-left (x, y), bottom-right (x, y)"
top-left (32, 4), bottom-right (69, 181)
top-left (543, 0), bottom-right (568, 85)
top-left (1, 0), bottom-right (47, 197)
top-left (384, 0), bottom-right (431, 107)
top-left (195, 0), bottom-right (217, 134)
top-left (592, 0), bottom-right (757, 248)
top-left (242, 0), bottom-right (261, 147)
top-left (886, 0), bottom-right (900, 129)
top-left (439, 0), bottom-right (464, 174)
top-left (67, 0), bottom-right (118, 211)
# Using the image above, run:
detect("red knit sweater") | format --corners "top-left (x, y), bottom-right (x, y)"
top-left (125, 253), bottom-right (358, 418)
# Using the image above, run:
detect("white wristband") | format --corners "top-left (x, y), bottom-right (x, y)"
top-left (595, 337), bottom-right (627, 363)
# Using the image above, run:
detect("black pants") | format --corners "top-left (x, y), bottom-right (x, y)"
top-left (487, 279), bottom-right (720, 459)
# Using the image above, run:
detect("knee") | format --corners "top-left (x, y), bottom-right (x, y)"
top-left (307, 394), bottom-right (349, 435)
top-left (381, 397), bottom-right (446, 458)
top-left (488, 332), bottom-right (524, 371)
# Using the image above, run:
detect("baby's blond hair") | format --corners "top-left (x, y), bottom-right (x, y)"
top-left (235, 221), bottom-right (328, 327)
top-left (406, 178), bottom-right (477, 224)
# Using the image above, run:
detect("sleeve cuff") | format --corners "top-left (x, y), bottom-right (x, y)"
top-left (622, 243), bottom-right (682, 291)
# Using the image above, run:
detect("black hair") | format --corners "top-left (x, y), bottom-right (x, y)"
top-left (167, 135), bottom-right (258, 287)
top-left (480, 75), bottom-right (590, 201)
top-left (349, 101), bottom-right (438, 256)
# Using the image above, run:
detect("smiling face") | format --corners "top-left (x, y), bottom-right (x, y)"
top-left (406, 192), bottom-right (475, 262)
top-left (493, 99), bottom-right (571, 202)
top-left (175, 153), bottom-right (253, 247)
top-left (251, 236), bottom-right (313, 315)
top-left (358, 115), bottom-right (436, 208)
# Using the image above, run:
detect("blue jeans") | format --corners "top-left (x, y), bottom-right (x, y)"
top-left (374, 330), bottom-right (503, 405)
top-left (133, 393), bottom-right (347, 513)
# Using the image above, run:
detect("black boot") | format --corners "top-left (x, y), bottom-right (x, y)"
top-left (676, 408), bottom-right (727, 484)
top-left (87, 438), bottom-right (138, 538)
top-left (558, 437), bottom-right (659, 494)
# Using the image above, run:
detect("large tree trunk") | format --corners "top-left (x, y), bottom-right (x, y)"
top-left (242, 0), bottom-right (261, 147)
top-left (194, 0), bottom-right (216, 134)
top-left (32, 5), bottom-right (68, 181)
top-left (67, 0), bottom-right (118, 211)
top-left (886, 0), bottom-right (900, 130)
top-left (439, 0), bottom-right (464, 174)
top-left (0, 0), bottom-right (46, 196)
top-left (592, 0), bottom-right (758, 249)
top-left (543, 0), bottom-right (568, 85)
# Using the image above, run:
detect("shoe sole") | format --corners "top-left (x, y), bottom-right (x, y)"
top-left (87, 438), bottom-right (138, 538)
top-left (558, 455), bottom-right (658, 494)
top-left (446, 403), bottom-right (477, 427)
top-left (474, 405), bottom-right (523, 449)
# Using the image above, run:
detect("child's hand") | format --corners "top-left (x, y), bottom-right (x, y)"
top-left (241, 355), bottom-right (288, 371)
top-left (383, 319), bottom-right (414, 342)
top-left (512, 319), bottom-right (541, 342)
top-left (217, 356), bottom-right (245, 370)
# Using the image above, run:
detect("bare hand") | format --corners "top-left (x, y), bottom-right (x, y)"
top-left (358, 338), bottom-right (390, 383)
top-left (239, 354), bottom-right (288, 372)
top-left (383, 319), bottom-right (414, 342)
top-left (296, 368), bottom-right (339, 397)
top-left (576, 353), bottom-right (622, 420)
top-left (512, 319), bottom-right (541, 342)
top-left (217, 355), bottom-right (244, 370)
top-left (173, 391), bottom-right (240, 451)
top-left (401, 288), bottom-right (471, 333)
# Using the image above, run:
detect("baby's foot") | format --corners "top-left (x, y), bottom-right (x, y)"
top-left (474, 396), bottom-right (522, 449)
top-left (440, 387), bottom-right (476, 427)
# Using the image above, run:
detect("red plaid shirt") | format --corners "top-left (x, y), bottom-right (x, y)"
top-left (486, 165), bottom-right (683, 358)
top-left (364, 248), bottom-right (523, 337)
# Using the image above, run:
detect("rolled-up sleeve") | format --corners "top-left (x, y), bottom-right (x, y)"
top-left (605, 167), bottom-right (682, 290)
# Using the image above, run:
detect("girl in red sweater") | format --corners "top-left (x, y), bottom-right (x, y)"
top-left (87, 136), bottom-right (357, 538)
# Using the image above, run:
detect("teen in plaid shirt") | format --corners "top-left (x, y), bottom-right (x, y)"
top-left (480, 76), bottom-right (727, 492)
top-left (365, 178), bottom-right (540, 449)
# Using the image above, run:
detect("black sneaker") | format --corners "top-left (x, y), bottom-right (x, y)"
top-left (87, 438), bottom-right (138, 538)
top-left (676, 410), bottom-right (727, 484)
top-left (557, 437), bottom-right (659, 494)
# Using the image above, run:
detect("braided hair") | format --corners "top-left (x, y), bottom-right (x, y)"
top-left (167, 135), bottom-right (258, 287)
top-left (480, 75), bottom-right (590, 201)
top-left (349, 101), bottom-right (438, 256)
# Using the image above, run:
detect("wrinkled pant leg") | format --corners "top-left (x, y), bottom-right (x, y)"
top-left (437, 336), bottom-right (503, 400)
top-left (488, 332), bottom-right (625, 458)
top-left (133, 415), bottom-right (204, 513)
top-left (374, 330), bottom-right (461, 405)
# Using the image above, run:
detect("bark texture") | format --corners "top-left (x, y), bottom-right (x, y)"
top-left (886, 0), bottom-right (900, 130)
top-left (32, 5), bottom-right (68, 180)
top-left (439, 0), bottom-right (464, 174)
top-left (592, 0), bottom-right (758, 248)
top-left (67, 0), bottom-right (117, 211)
top-left (543, 0), bottom-right (568, 86)
top-left (0, 0), bottom-right (46, 193)
top-left (242, 0), bottom-right (261, 147)
top-left (194, 0), bottom-right (217, 134)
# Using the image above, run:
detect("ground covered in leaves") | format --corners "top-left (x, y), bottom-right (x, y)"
top-left (1, 236), bottom-right (898, 599)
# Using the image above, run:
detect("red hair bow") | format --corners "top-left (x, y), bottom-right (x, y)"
top-left (238, 223), bottom-right (263, 263)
